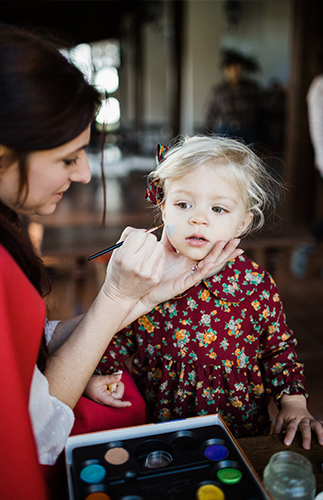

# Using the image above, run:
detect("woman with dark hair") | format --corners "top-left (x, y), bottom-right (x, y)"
top-left (0, 27), bottom-right (240, 499)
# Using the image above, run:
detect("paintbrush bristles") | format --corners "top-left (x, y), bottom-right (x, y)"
top-left (145, 224), bottom-right (163, 234)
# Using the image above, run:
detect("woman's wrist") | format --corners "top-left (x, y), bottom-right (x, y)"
top-left (44, 289), bottom-right (138, 408)
top-left (117, 298), bottom-right (155, 330)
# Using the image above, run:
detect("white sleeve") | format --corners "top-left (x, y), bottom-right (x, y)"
top-left (44, 319), bottom-right (61, 345)
top-left (307, 75), bottom-right (323, 176)
top-left (28, 365), bottom-right (75, 465)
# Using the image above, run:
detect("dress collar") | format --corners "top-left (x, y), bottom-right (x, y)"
top-left (203, 255), bottom-right (266, 303)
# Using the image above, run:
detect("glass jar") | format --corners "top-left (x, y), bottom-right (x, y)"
top-left (263, 451), bottom-right (316, 500)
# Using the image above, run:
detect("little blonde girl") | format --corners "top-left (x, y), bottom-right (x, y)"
top-left (86, 135), bottom-right (323, 449)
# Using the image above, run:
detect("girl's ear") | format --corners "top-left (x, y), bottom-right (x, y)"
top-left (235, 212), bottom-right (253, 237)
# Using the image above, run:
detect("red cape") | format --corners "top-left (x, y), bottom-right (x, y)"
top-left (0, 245), bottom-right (48, 499)
top-left (0, 246), bottom-right (147, 499)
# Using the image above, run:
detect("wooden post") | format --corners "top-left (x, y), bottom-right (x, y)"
top-left (170, 0), bottom-right (185, 138)
top-left (133, 20), bottom-right (144, 154)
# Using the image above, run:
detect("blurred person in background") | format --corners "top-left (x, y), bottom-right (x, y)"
top-left (202, 49), bottom-right (286, 150)
top-left (290, 42), bottom-right (323, 279)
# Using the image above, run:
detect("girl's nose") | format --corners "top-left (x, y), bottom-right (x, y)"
top-left (70, 150), bottom-right (91, 184)
top-left (189, 209), bottom-right (209, 225)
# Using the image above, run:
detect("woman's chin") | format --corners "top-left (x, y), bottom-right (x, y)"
top-left (35, 203), bottom-right (58, 217)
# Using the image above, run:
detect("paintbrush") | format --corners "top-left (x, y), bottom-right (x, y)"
top-left (87, 224), bottom-right (163, 261)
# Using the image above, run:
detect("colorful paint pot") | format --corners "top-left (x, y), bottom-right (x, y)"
top-left (204, 444), bottom-right (229, 461)
top-left (217, 467), bottom-right (242, 484)
top-left (80, 464), bottom-right (106, 484)
top-left (196, 484), bottom-right (225, 500)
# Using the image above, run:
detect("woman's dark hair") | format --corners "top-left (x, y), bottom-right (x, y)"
top-left (0, 26), bottom-right (102, 370)
top-left (0, 25), bottom-right (102, 201)
top-left (0, 26), bottom-right (101, 150)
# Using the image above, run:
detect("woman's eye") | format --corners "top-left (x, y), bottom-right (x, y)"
top-left (177, 202), bottom-right (191, 209)
top-left (63, 157), bottom-right (78, 166)
top-left (212, 206), bottom-right (225, 214)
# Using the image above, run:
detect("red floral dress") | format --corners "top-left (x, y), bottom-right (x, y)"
top-left (98, 255), bottom-right (307, 438)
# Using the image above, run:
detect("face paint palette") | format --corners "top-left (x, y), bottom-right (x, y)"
top-left (65, 414), bottom-right (272, 500)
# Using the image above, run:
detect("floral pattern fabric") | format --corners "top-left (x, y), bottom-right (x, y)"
top-left (98, 255), bottom-right (307, 438)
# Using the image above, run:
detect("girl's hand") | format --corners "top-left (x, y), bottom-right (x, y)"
top-left (102, 227), bottom-right (166, 304)
top-left (140, 233), bottom-right (243, 310)
top-left (83, 372), bottom-right (131, 408)
top-left (274, 394), bottom-right (323, 449)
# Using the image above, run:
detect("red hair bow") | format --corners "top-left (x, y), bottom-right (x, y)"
top-left (144, 143), bottom-right (168, 205)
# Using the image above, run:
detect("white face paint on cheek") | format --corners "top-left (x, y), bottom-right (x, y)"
top-left (166, 224), bottom-right (175, 238)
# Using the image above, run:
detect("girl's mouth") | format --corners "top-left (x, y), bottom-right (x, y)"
top-left (186, 235), bottom-right (209, 247)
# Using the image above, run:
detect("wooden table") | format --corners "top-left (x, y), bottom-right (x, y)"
top-left (237, 432), bottom-right (323, 494)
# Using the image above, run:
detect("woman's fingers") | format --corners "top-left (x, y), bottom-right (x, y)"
top-left (117, 225), bottom-right (136, 242)
top-left (198, 239), bottom-right (242, 271)
top-left (103, 227), bottom-right (165, 302)
top-left (120, 231), bottom-right (165, 281)
top-left (188, 239), bottom-right (243, 283)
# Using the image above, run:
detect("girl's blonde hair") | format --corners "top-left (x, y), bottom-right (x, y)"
top-left (148, 135), bottom-right (283, 237)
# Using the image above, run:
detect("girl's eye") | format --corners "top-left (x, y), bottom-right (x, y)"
top-left (177, 202), bottom-right (191, 209)
top-left (212, 206), bottom-right (225, 214)
top-left (63, 157), bottom-right (78, 166)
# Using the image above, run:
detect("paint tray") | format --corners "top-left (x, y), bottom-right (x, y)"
top-left (65, 414), bottom-right (272, 500)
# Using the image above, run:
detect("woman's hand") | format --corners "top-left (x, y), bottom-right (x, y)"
top-left (193, 238), bottom-right (244, 279)
top-left (102, 227), bottom-right (166, 305)
top-left (274, 394), bottom-right (323, 449)
top-left (130, 231), bottom-right (243, 320)
top-left (83, 372), bottom-right (131, 408)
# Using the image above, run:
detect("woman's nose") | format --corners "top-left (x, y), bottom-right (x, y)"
top-left (70, 151), bottom-right (91, 184)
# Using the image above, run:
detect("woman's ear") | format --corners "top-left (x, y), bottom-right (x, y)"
top-left (0, 145), bottom-right (8, 173)
top-left (0, 145), bottom-right (13, 170)
top-left (235, 212), bottom-right (253, 237)
top-left (0, 145), bottom-right (11, 157)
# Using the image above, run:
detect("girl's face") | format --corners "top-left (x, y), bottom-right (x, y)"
top-left (0, 126), bottom-right (91, 216)
top-left (161, 163), bottom-right (252, 261)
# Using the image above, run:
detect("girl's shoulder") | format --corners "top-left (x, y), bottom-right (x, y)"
top-left (227, 253), bottom-right (269, 273)
top-left (227, 254), bottom-right (276, 287)
top-left (203, 254), bottom-right (277, 303)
